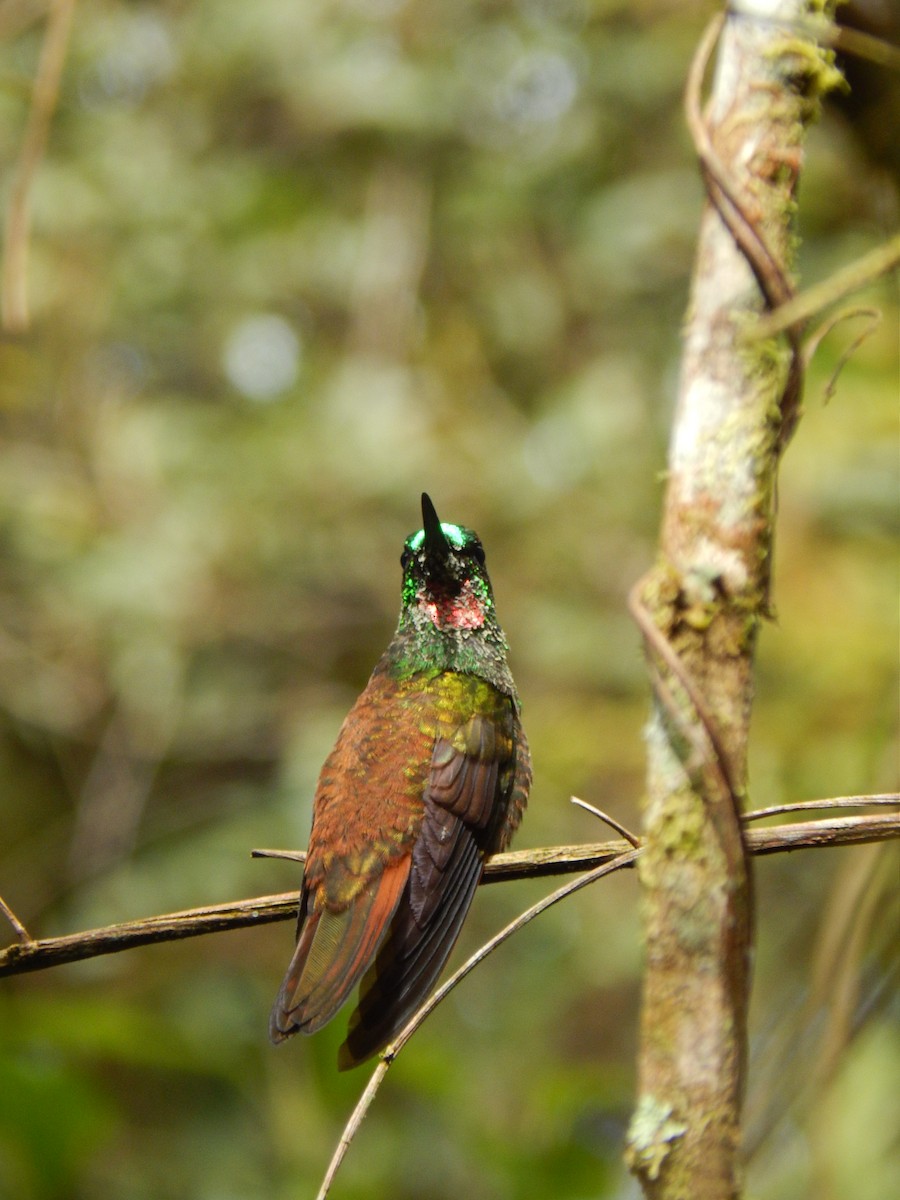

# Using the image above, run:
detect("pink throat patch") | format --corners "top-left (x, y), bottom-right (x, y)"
top-left (420, 580), bottom-right (486, 630)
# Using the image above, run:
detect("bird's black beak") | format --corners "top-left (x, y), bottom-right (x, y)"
top-left (421, 493), bottom-right (449, 559)
top-left (420, 493), bottom-right (458, 587)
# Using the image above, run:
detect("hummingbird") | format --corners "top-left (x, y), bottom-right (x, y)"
top-left (270, 493), bottom-right (530, 1069)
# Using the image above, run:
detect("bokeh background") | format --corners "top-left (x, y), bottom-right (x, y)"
top-left (0, 2), bottom-right (897, 1198)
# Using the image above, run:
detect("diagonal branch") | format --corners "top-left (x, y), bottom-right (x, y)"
top-left (0, 893), bottom-right (31, 943)
top-left (315, 847), bottom-right (643, 1200)
top-left (749, 233), bottom-right (900, 341)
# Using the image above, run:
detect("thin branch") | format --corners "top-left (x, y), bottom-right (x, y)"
top-left (316, 1060), bottom-right (389, 1200)
top-left (744, 811), bottom-right (899, 854)
top-left (1, 807), bottom-right (896, 979)
top-left (251, 848), bottom-right (306, 863)
top-left (0, 891), bottom-right (300, 977)
top-left (749, 234), bottom-right (900, 341)
top-left (315, 847), bottom-right (642, 1199)
top-left (830, 22), bottom-right (900, 70)
top-left (684, 7), bottom-right (804, 457)
top-left (743, 794), bottom-right (899, 821)
top-left (2, 0), bottom-right (76, 332)
top-left (804, 306), bottom-right (882, 403)
top-left (729, 2), bottom-right (900, 70)
top-left (0, 893), bottom-right (31, 943)
top-left (570, 795), bottom-right (641, 846)
top-left (686, 12), bottom-right (795, 313)
top-left (254, 789), bottom-right (898, 875)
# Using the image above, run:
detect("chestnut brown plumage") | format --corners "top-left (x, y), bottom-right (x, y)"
top-left (270, 495), bottom-right (530, 1068)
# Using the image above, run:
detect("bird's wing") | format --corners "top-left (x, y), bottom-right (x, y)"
top-left (269, 855), bottom-right (410, 1043)
top-left (338, 703), bottom-right (519, 1069)
top-left (269, 672), bottom-right (432, 1045)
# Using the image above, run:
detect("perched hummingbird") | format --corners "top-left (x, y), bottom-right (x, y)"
top-left (270, 494), bottom-right (530, 1069)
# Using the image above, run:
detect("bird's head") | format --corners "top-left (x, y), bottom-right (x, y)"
top-left (400, 493), bottom-right (494, 633)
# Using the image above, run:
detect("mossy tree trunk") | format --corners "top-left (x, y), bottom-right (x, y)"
top-left (626, 5), bottom-right (840, 1198)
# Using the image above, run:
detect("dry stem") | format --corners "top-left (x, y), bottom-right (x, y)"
top-left (2, 800), bottom-right (896, 979)
top-left (2, 0), bottom-right (77, 331)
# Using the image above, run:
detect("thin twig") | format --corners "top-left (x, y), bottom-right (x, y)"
top-left (804, 306), bottom-right (883, 403)
top-left (628, 580), bottom-right (738, 805)
top-left (2, 0), bottom-right (77, 331)
top-left (315, 847), bottom-right (641, 1199)
top-left (728, 2), bottom-right (900, 71)
top-left (315, 1060), bottom-right (389, 1200)
top-left (0, 891), bottom-right (300, 977)
top-left (686, 9), bottom-right (795, 321)
top-left (1, 809), bottom-right (897, 979)
top-left (251, 848), bottom-right (305, 863)
top-left (0, 894), bottom-right (31, 943)
top-left (251, 793), bottom-right (898, 869)
top-left (570, 796), bottom-right (641, 847)
top-left (685, 8), bottom-right (804, 456)
top-left (744, 811), bottom-right (899, 855)
top-left (750, 234), bottom-right (900, 341)
top-left (628, 578), bottom-right (747, 884)
top-left (830, 22), bottom-right (900, 70)
top-left (743, 794), bottom-right (899, 822)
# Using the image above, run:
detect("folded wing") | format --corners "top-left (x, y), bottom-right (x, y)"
top-left (269, 856), bottom-right (410, 1042)
top-left (269, 673), bottom-right (529, 1069)
top-left (339, 712), bottom-right (518, 1068)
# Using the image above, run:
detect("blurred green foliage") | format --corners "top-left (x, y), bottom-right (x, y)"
top-left (0, 2), bottom-right (897, 1198)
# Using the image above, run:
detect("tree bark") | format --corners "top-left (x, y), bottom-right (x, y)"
top-left (626, 5), bottom-right (841, 1197)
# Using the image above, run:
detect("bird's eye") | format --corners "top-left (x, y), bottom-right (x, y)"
top-left (470, 541), bottom-right (486, 566)
top-left (401, 547), bottom-right (412, 570)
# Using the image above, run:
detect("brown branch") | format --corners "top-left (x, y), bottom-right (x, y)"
top-left (830, 21), bottom-right (900, 70)
top-left (2, 805), bottom-right (896, 979)
top-left (804, 306), bottom-right (882, 402)
top-left (2, 0), bottom-right (76, 332)
top-left (733, 1), bottom-right (900, 70)
top-left (742, 794), bottom-right (899, 821)
top-left (0, 891), bottom-right (300, 978)
top-left (570, 795), bottom-right (641, 847)
top-left (684, 8), bottom-right (804, 457)
top-left (0, 893), bottom-right (31, 943)
top-left (749, 233), bottom-right (900, 341)
top-left (743, 810), bottom-right (899, 853)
